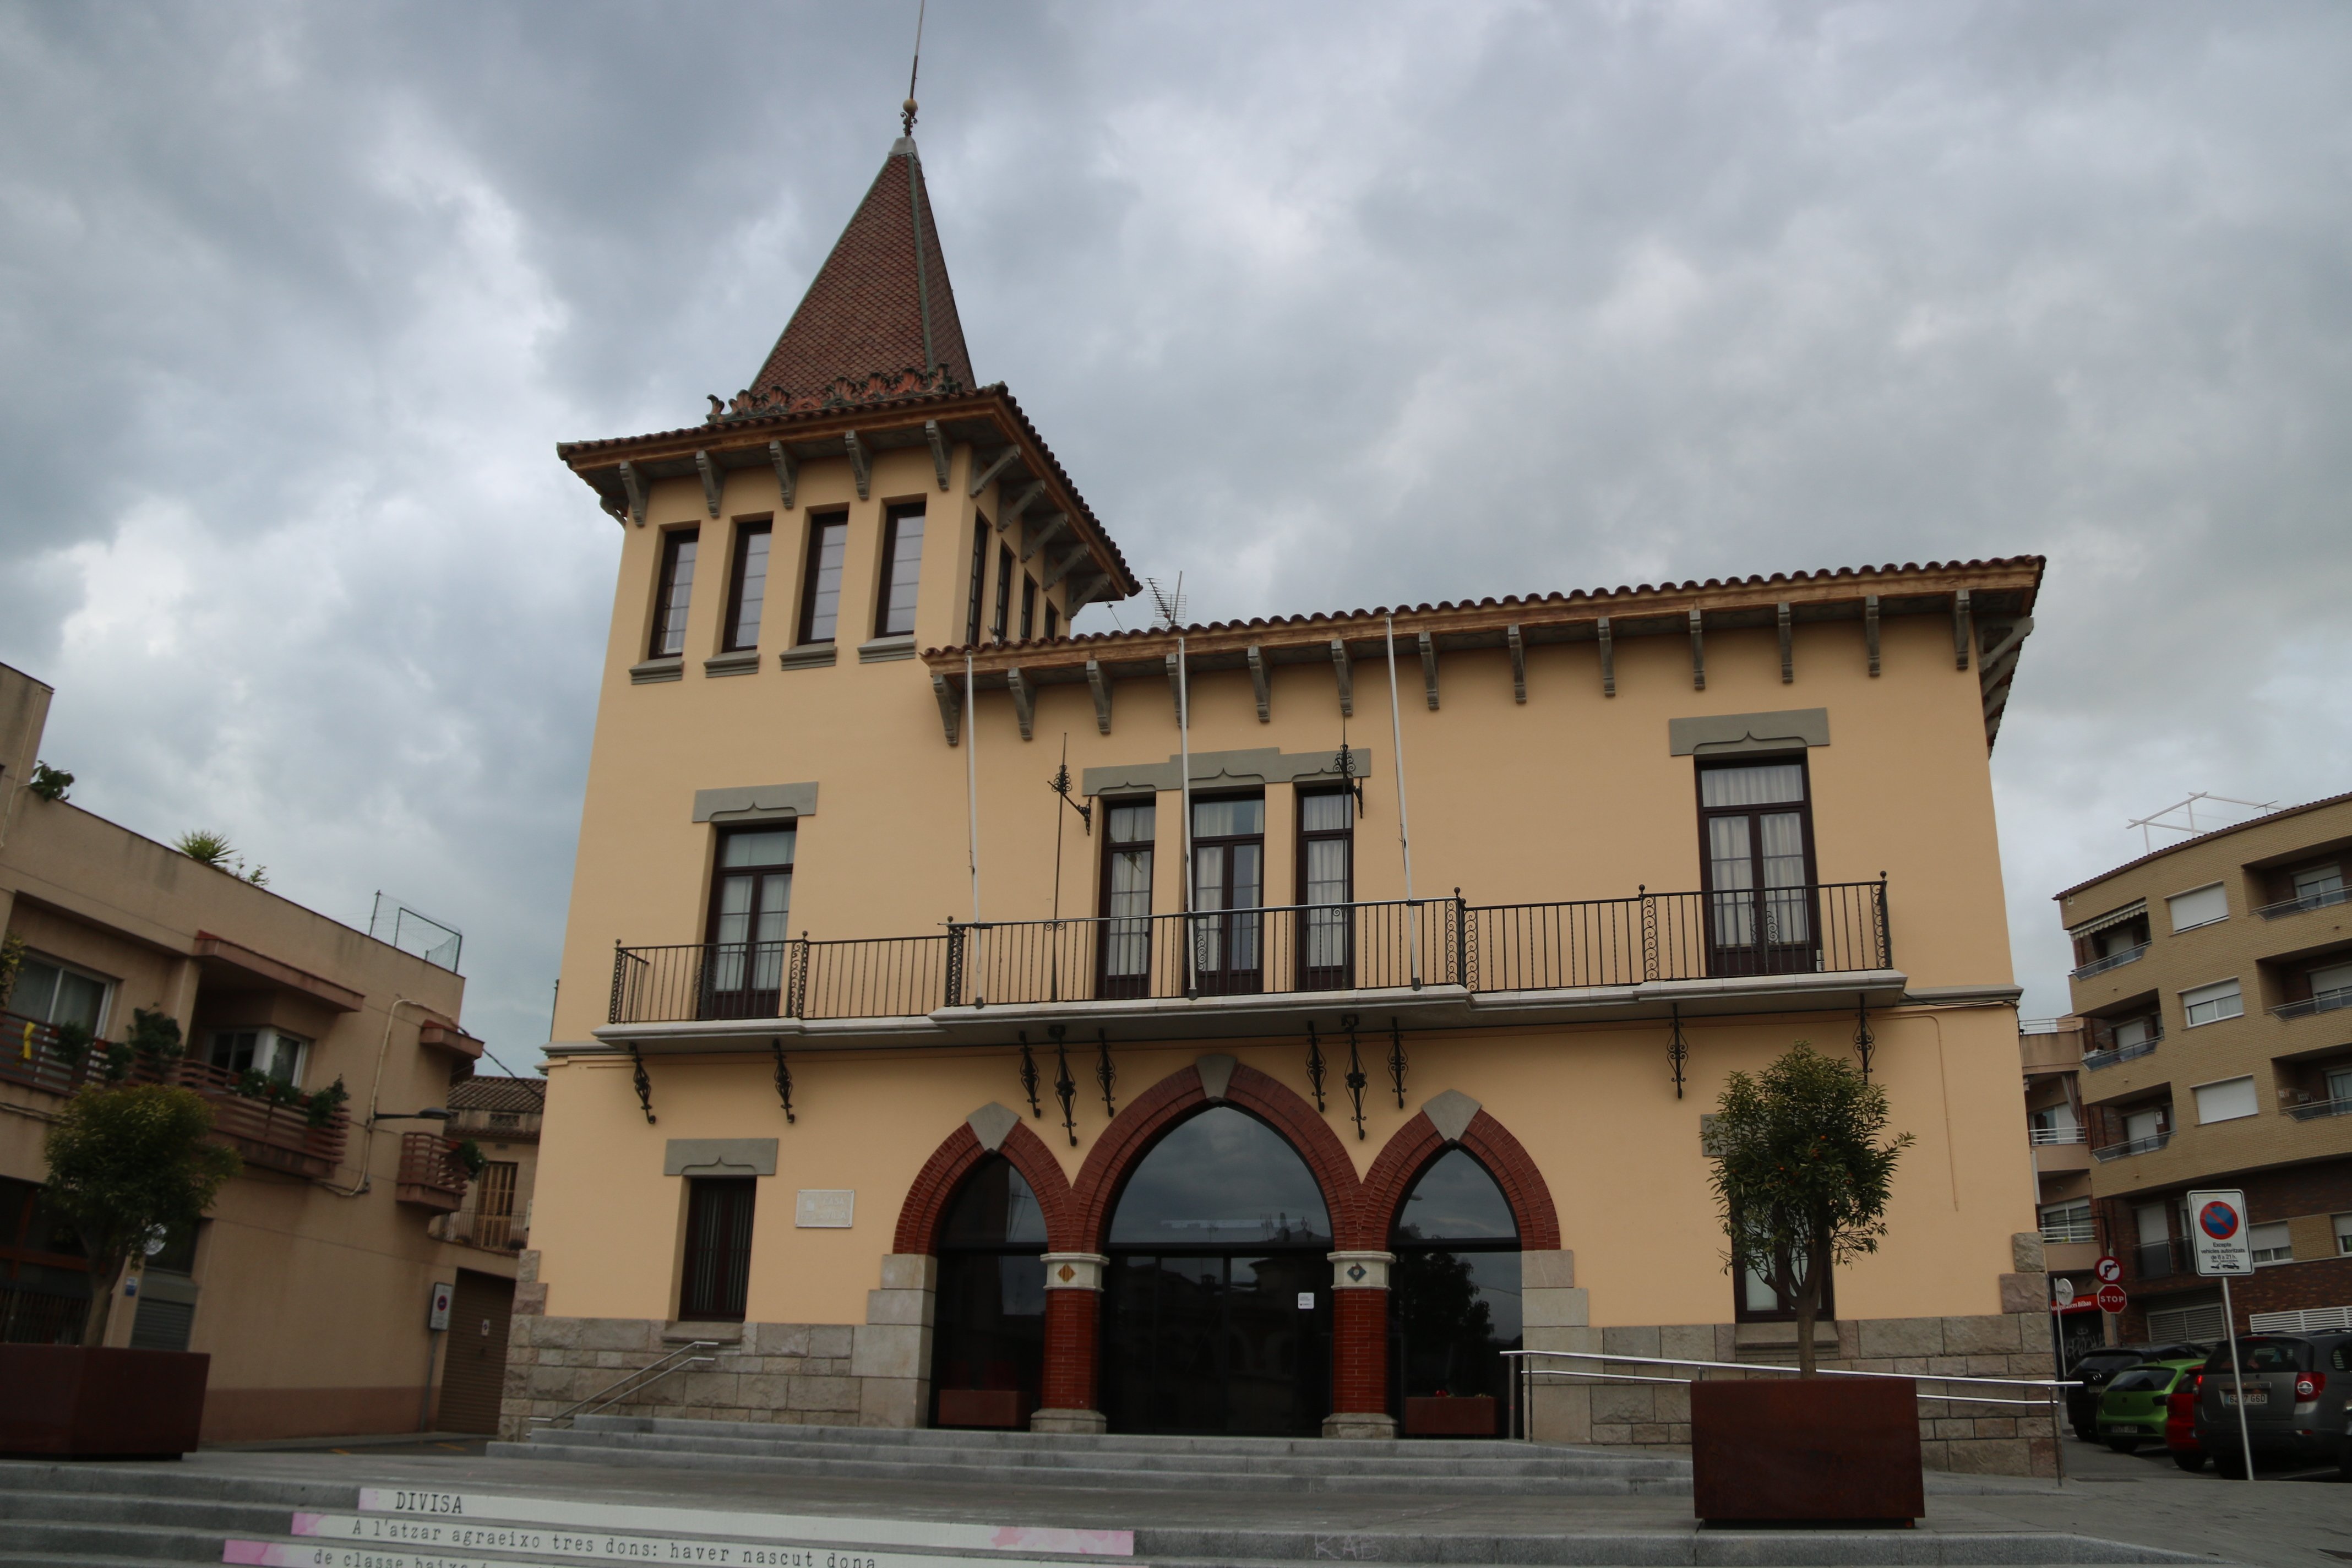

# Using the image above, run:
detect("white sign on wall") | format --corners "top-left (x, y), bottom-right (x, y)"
top-left (2187, 1189), bottom-right (2252, 1277)
top-left (795, 1189), bottom-right (856, 1228)
top-left (427, 1281), bottom-right (454, 1331)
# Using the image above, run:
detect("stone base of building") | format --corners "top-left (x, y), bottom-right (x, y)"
top-left (1321, 1411), bottom-right (1397, 1440)
top-left (1030, 1407), bottom-right (1107, 1434)
top-left (1529, 1310), bottom-right (2059, 1477)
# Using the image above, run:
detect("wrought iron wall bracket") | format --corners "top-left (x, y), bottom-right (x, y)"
top-left (1342, 1014), bottom-right (1368, 1141)
top-left (1853, 994), bottom-right (1876, 1081)
top-left (1667, 1004), bottom-right (1689, 1101)
top-left (1019, 1033), bottom-right (1043, 1118)
top-left (1305, 1022), bottom-right (1327, 1112)
top-left (1095, 1030), bottom-right (1118, 1117)
top-left (1051, 1027), bottom-right (1079, 1147)
top-left (770, 1039), bottom-right (796, 1124)
top-left (1387, 1017), bottom-right (1408, 1109)
top-left (629, 1045), bottom-right (656, 1125)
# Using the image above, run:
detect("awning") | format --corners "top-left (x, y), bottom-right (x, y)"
top-left (2067, 901), bottom-right (2147, 941)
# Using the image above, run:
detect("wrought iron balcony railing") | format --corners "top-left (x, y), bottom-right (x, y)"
top-left (608, 880), bottom-right (1894, 1025)
top-left (2287, 1096), bottom-right (2352, 1122)
top-left (2092, 1129), bottom-right (2172, 1162)
top-left (2271, 987), bottom-right (2352, 1022)
top-left (2070, 944), bottom-right (2149, 981)
top-left (2256, 885), bottom-right (2350, 920)
top-left (2081, 1038), bottom-right (2158, 1071)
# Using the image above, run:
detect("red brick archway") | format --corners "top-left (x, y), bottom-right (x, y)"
top-left (894, 1114), bottom-right (1080, 1256)
top-left (1357, 1107), bottom-right (1561, 1251)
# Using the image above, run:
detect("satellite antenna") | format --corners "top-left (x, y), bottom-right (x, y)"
top-left (1145, 574), bottom-right (1186, 630)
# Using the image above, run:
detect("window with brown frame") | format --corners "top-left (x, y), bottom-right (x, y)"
top-left (678, 1176), bottom-right (756, 1321)
top-left (1732, 1227), bottom-right (1837, 1324)
top-left (721, 521), bottom-right (772, 652)
top-left (1694, 756), bottom-right (1819, 977)
top-left (1019, 575), bottom-right (1038, 641)
top-left (1096, 799), bottom-right (1155, 999)
top-left (1297, 790), bottom-right (1354, 989)
top-left (991, 545), bottom-right (1014, 642)
top-left (1044, 603), bottom-right (1059, 641)
top-left (1190, 794), bottom-right (1265, 995)
top-left (796, 514), bottom-right (848, 644)
top-left (704, 826), bottom-right (794, 1017)
top-left (874, 505), bottom-right (925, 639)
top-left (649, 528), bottom-right (698, 658)
top-left (965, 519), bottom-right (990, 645)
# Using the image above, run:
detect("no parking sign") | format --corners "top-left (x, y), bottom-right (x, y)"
top-left (2188, 1189), bottom-right (2252, 1277)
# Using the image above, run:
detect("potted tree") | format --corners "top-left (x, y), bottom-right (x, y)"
top-left (1692, 1043), bottom-right (1918, 1524)
top-left (0, 1082), bottom-right (239, 1457)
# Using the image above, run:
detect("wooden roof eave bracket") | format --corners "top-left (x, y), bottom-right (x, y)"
top-left (1865, 596), bottom-right (1881, 676)
top-left (1688, 610), bottom-right (1706, 692)
top-left (1418, 631), bottom-right (1440, 711)
top-left (1598, 617), bottom-right (1615, 697)
top-left (1041, 540), bottom-right (1090, 590)
top-left (1330, 640), bottom-right (1354, 718)
top-left (618, 461), bottom-right (647, 528)
top-left (844, 431), bottom-right (872, 501)
top-left (1086, 658), bottom-right (1113, 735)
top-left (1248, 645), bottom-right (1271, 722)
top-left (1952, 589), bottom-right (1973, 670)
top-left (767, 441), bottom-right (797, 510)
top-left (1006, 667), bottom-right (1036, 741)
top-left (1165, 652), bottom-right (1184, 724)
top-left (1777, 603), bottom-right (1794, 684)
top-left (1506, 624), bottom-right (1527, 703)
top-left (924, 420), bottom-right (951, 491)
top-left (694, 450), bottom-right (724, 518)
top-left (1000, 480), bottom-right (1046, 532)
top-left (968, 445), bottom-right (1019, 498)
top-left (931, 674), bottom-right (962, 747)
top-left (1021, 513), bottom-right (1070, 564)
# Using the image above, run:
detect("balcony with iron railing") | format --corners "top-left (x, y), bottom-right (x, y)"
top-left (2028, 1125), bottom-right (2086, 1146)
top-left (2038, 1212), bottom-right (2097, 1245)
top-left (2288, 1096), bottom-right (2352, 1123)
top-left (608, 881), bottom-right (1897, 1027)
top-left (2070, 944), bottom-right (2149, 981)
top-left (2133, 1237), bottom-right (2191, 1280)
top-left (2271, 983), bottom-right (2352, 1023)
top-left (2256, 884), bottom-right (2351, 921)
top-left (0, 1011), bottom-right (351, 1179)
top-left (2092, 1128), bottom-right (2172, 1162)
top-left (2081, 1036), bottom-right (2159, 1072)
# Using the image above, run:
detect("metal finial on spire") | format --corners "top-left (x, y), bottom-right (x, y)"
top-left (902, 0), bottom-right (926, 136)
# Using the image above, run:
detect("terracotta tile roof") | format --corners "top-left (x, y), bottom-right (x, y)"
top-left (447, 1075), bottom-right (546, 1113)
top-left (924, 556), bottom-right (2046, 662)
top-left (2053, 788), bottom-right (2352, 902)
top-left (742, 138), bottom-right (975, 412)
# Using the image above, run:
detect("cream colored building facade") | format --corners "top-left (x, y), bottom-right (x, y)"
top-left (0, 662), bottom-right (518, 1440)
top-left (2059, 792), bottom-right (2352, 1342)
top-left (518, 132), bottom-right (2059, 1473)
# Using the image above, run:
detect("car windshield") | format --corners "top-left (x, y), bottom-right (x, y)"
top-left (2206, 1338), bottom-right (2309, 1373)
top-left (2105, 1368), bottom-right (2164, 1393)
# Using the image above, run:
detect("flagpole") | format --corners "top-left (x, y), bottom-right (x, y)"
top-left (1177, 634), bottom-right (1196, 998)
top-left (965, 652), bottom-right (980, 923)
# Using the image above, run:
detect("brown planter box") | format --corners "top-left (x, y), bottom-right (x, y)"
top-left (1404, 1395), bottom-right (1496, 1436)
top-left (937, 1388), bottom-right (1032, 1429)
top-left (1690, 1376), bottom-right (1922, 1525)
top-left (0, 1345), bottom-right (210, 1458)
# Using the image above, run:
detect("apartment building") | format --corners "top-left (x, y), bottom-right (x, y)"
top-left (2018, 1017), bottom-right (2105, 1365)
top-left (0, 662), bottom-right (519, 1440)
top-left (514, 128), bottom-right (2059, 1473)
top-left (2059, 792), bottom-right (2352, 1342)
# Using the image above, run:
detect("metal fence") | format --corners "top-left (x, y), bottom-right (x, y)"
top-left (0, 1281), bottom-right (91, 1346)
top-left (609, 880), bottom-right (1896, 1026)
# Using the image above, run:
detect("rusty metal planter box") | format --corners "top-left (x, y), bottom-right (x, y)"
top-left (0, 1345), bottom-right (210, 1458)
top-left (1690, 1376), bottom-right (1921, 1524)
top-left (1404, 1395), bottom-right (1496, 1436)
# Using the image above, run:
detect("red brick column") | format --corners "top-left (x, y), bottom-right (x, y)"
top-left (1326, 1251), bottom-right (1396, 1438)
top-left (1034, 1253), bottom-right (1107, 1434)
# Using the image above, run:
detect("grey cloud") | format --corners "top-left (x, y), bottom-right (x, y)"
top-left (3, 1), bottom-right (2348, 1053)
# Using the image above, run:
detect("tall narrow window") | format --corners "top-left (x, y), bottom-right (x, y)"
top-left (1298, 791), bottom-right (1354, 989)
top-left (992, 546), bottom-right (1014, 641)
top-left (965, 519), bottom-right (990, 645)
top-left (1696, 759), bottom-right (1816, 977)
top-left (1044, 603), bottom-right (1060, 641)
top-left (1019, 575), bottom-right (1038, 641)
top-left (797, 515), bottom-right (847, 644)
top-left (679, 1176), bottom-right (756, 1321)
top-left (875, 506), bottom-right (925, 638)
top-left (722, 522), bottom-right (771, 651)
top-left (706, 826), bottom-right (794, 1017)
top-left (1098, 800), bottom-right (1156, 999)
top-left (1191, 796), bottom-right (1265, 995)
top-left (650, 529), bottom-right (698, 658)
top-left (1390, 1148), bottom-right (1521, 1429)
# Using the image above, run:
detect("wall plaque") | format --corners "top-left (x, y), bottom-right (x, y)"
top-left (795, 1189), bottom-right (855, 1228)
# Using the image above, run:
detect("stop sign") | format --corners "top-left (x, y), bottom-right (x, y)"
top-left (2096, 1283), bottom-right (2127, 1314)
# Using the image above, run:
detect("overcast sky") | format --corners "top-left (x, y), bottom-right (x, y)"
top-left (3, 2), bottom-right (2347, 1061)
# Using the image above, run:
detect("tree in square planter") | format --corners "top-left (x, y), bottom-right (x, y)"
top-left (0, 1076), bottom-right (239, 1457)
top-left (1695, 1043), bottom-right (1918, 1525)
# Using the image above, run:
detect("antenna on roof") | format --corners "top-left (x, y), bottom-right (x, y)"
top-left (902, 0), bottom-right (926, 136)
top-left (1145, 573), bottom-right (1186, 630)
top-left (2123, 792), bottom-right (2277, 853)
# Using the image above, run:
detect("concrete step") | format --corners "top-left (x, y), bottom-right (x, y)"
top-left (566, 1413), bottom-right (1572, 1460)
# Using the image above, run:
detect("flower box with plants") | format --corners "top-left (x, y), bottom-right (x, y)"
top-left (0, 1081), bottom-right (239, 1457)
top-left (1691, 1043), bottom-right (1921, 1525)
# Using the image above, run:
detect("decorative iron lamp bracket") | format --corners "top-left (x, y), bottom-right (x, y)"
top-left (1305, 1022), bottom-right (1327, 1112)
top-left (629, 1044), bottom-right (656, 1125)
top-left (1019, 1032), bottom-right (1043, 1118)
top-left (1667, 1005), bottom-right (1689, 1101)
top-left (770, 1039), bottom-right (796, 1124)
top-left (1342, 1014), bottom-right (1369, 1141)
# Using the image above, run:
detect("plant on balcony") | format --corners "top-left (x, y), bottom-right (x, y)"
top-left (1709, 1042), bottom-right (1913, 1376)
top-left (0, 930), bottom-right (23, 1006)
top-left (173, 829), bottom-right (268, 886)
top-left (453, 1137), bottom-right (488, 1179)
top-left (97, 1006), bottom-right (185, 1083)
top-left (28, 760), bottom-right (73, 802)
top-left (304, 1075), bottom-right (349, 1129)
top-left (41, 1083), bottom-right (239, 1346)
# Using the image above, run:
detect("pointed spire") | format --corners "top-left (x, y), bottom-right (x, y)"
top-left (744, 140), bottom-right (976, 413)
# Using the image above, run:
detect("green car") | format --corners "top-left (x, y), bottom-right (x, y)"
top-left (2097, 1358), bottom-right (2202, 1452)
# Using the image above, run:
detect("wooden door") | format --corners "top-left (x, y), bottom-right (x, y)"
top-left (434, 1267), bottom-right (516, 1434)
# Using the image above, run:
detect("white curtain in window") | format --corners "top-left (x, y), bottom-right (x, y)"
top-left (1700, 763), bottom-right (1804, 808)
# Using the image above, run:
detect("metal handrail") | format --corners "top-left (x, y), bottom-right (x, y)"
top-left (1504, 1347), bottom-right (2082, 1481)
top-left (2092, 1130), bottom-right (2171, 1161)
top-left (2288, 1096), bottom-right (2352, 1121)
top-left (2081, 1038), bottom-right (2157, 1071)
top-left (2271, 987), bottom-right (2352, 1021)
top-left (2256, 885), bottom-right (2350, 919)
top-left (529, 1339), bottom-right (719, 1429)
top-left (2028, 1126), bottom-right (2085, 1146)
top-left (2070, 944), bottom-right (2149, 980)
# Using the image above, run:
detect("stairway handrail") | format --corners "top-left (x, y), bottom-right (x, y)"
top-left (529, 1339), bottom-right (720, 1429)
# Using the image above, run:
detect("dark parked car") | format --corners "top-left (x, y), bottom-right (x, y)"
top-left (2065, 1342), bottom-right (2210, 1440)
top-left (2193, 1332), bottom-right (2352, 1476)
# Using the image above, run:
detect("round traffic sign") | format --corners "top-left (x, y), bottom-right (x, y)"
top-left (2096, 1283), bottom-right (2127, 1314)
top-left (2094, 1255), bottom-right (2122, 1284)
top-left (2051, 1277), bottom-right (2075, 1303)
top-left (2198, 1200), bottom-right (2240, 1240)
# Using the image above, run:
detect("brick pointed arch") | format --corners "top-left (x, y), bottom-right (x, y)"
top-left (894, 1115), bottom-right (1080, 1255)
top-left (1072, 1060), bottom-right (1363, 1250)
top-left (1356, 1106), bottom-right (1561, 1251)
